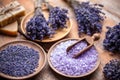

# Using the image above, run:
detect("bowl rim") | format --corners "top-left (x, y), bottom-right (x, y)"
top-left (0, 40), bottom-right (47, 80)
top-left (48, 38), bottom-right (100, 78)
top-left (20, 11), bottom-right (72, 43)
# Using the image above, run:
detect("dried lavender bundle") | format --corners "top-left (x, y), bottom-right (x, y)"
top-left (48, 6), bottom-right (69, 30)
top-left (65, 0), bottom-right (105, 36)
top-left (26, 0), bottom-right (54, 40)
top-left (103, 59), bottom-right (120, 80)
top-left (44, 2), bottom-right (69, 30)
top-left (103, 23), bottom-right (120, 53)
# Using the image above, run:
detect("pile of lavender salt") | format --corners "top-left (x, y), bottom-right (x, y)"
top-left (50, 39), bottom-right (98, 76)
top-left (0, 45), bottom-right (39, 77)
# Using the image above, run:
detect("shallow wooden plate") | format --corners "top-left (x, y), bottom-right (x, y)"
top-left (48, 38), bottom-right (100, 78)
top-left (0, 40), bottom-right (46, 80)
top-left (20, 10), bottom-right (71, 42)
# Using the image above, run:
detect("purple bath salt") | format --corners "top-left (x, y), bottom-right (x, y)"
top-left (67, 40), bottom-right (88, 57)
top-left (50, 40), bottom-right (98, 76)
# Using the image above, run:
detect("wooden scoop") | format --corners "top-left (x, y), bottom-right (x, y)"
top-left (67, 33), bottom-right (100, 58)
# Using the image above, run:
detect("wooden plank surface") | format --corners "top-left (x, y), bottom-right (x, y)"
top-left (0, 0), bottom-right (120, 80)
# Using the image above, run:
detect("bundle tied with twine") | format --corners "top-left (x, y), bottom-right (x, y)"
top-left (0, 0), bottom-right (25, 27)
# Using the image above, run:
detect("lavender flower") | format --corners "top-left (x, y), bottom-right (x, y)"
top-left (0, 45), bottom-right (39, 77)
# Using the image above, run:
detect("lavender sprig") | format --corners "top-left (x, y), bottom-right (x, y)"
top-left (26, 0), bottom-right (54, 40)
top-left (103, 23), bottom-right (120, 53)
top-left (103, 59), bottom-right (120, 80)
top-left (65, 0), bottom-right (105, 36)
top-left (47, 3), bottom-right (69, 30)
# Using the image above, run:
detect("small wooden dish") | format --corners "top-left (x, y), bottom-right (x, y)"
top-left (0, 40), bottom-right (46, 80)
top-left (20, 10), bottom-right (71, 42)
top-left (48, 38), bottom-right (100, 78)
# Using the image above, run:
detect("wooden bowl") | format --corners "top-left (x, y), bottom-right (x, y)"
top-left (48, 38), bottom-right (100, 78)
top-left (0, 40), bottom-right (46, 80)
top-left (20, 11), bottom-right (72, 42)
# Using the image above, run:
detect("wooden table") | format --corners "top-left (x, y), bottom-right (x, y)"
top-left (0, 0), bottom-right (120, 80)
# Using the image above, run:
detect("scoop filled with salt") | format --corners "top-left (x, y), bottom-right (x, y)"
top-left (66, 33), bottom-right (100, 58)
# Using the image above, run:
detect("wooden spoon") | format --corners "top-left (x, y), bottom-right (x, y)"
top-left (67, 33), bottom-right (100, 58)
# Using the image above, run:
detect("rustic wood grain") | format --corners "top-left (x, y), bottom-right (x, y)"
top-left (0, 0), bottom-right (120, 80)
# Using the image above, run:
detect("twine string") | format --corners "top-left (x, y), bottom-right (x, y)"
top-left (0, 0), bottom-right (20, 15)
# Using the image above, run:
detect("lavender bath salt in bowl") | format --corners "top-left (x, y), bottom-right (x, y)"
top-left (48, 38), bottom-right (100, 78)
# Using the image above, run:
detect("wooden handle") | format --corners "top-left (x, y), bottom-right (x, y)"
top-left (92, 33), bottom-right (100, 41)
